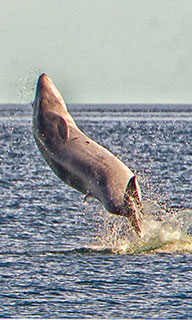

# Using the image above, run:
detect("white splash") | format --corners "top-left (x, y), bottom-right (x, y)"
top-left (92, 201), bottom-right (192, 254)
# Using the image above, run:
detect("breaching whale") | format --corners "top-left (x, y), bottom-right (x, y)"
top-left (32, 74), bottom-right (144, 235)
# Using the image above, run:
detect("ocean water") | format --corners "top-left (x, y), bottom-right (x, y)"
top-left (0, 103), bottom-right (192, 319)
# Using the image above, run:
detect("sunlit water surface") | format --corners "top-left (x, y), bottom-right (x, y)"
top-left (0, 104), bottom-right (192, 318)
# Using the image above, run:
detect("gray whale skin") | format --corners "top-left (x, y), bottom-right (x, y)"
top-left (32, 74), bottom-right (144, 236)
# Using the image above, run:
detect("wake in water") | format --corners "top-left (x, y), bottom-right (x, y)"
top-left (90, 200), bottom-right (192, 254)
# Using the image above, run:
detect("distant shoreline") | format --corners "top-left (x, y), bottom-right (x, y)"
top-left (0, 103), bottom-right (192, 121)
top-left (0, 102), bottom-right (192, 112)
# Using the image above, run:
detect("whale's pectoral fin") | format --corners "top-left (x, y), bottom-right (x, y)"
top-left (41, 111), bottom-right (69, 146)
top-left (83, 191), bottom-right (93, 203)
top-left (123, 176), bottom-right (144, 236)
top-left (57, 117), bottom-right (68, 140)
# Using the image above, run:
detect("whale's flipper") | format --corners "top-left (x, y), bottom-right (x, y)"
top-left (40, 111), bottom-right (69, 148)
top-left (83, 191), bottom-right (93, 203)
top-left (124, 176), bottom-right (144, 236)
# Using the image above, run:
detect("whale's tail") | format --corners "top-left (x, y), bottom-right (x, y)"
top-left (124, 176), bottom-right (144, 236)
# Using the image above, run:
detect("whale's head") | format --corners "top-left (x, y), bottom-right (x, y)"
top-left (32, 73), bottom-right (77, 157)
top-left (32, 73), bottom-right (68, 117)
top-left (32, 73), bottom-right (78, 138)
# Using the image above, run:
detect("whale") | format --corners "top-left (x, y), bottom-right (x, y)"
top-left (32, 73), bottom-right (144, 236)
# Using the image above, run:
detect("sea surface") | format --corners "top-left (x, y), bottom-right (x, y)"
top-left (0, 103), bottom-right (192, 319)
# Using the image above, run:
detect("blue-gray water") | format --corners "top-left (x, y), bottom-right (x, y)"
top-left (0, 104), bottom-right (192, 318)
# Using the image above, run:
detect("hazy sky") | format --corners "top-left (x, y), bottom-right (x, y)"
top-left (1, 0), bottom-right (192, 103)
